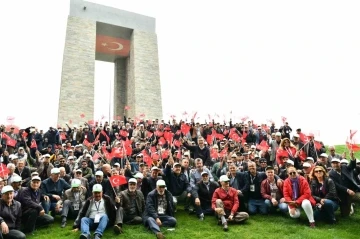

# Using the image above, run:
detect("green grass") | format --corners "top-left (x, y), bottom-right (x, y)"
top-left (26, 145), bottom-right (360, 239)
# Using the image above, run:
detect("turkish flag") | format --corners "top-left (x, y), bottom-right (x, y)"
top-left (0, 163), bottom-right (9, 178)
top-left (109, 175), bottom-right (127, 187)
top-left (181, 124), bottom-right (190, 135)
top-left (30, 139), bottom-right (37, 149)
top-left (96, 35), bottom-right (130, 57)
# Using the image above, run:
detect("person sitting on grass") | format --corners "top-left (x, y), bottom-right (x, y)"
top-left (211, 175), bottom-right (249, 232)
top-left (73, 184), bottom-right (116, 239)
top-left (283, 166), bottom-right (316, 228)
top-left (143, 180), bottom-right (176, 239)
top-left (310, 165), bottom-right (339, 224)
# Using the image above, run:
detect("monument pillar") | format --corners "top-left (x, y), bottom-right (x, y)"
top-left (114, 58), bottom-right (127, 119)
top-left (57, 15), bottom-right (96, 126)
top-left (127, 30), bottom-right (163, 120)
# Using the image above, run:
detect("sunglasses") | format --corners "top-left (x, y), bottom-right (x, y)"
top-left (289, 172), bottom-right (296, 175)
top-left (314, 170), bottom-right (323, 173)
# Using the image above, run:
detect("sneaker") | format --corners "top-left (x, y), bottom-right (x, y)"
top-left (61, 218), bottom-right (67, 228)
top-left (350, 204), bottom-right (355, 215)
top-left (80, 234), bottom-right (90, 239)
top-left (94, 234), bottom-right (101, 239)
top-left (156, 232), bottom-right (166, 239)
top-left (113, 225), bottom-right (123, 235)
top-left (223, 223), bottom-right (229, 231)
top-left (309, 222), bottom-right (315, 228)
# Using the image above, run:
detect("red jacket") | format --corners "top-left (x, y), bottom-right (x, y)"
top-left (283, 175), bottom-right (316, 209)
top-left (211, 187), bottom-right (239, 215)
top-left (261, 178), bottom-right (284, 200)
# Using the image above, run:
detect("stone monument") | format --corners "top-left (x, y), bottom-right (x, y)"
top-left (57, 0), bottom-right (162, 126)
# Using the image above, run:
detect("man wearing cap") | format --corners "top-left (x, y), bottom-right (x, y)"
top-left (41, 167), bottom-right (71, 215)
top-left (142, 166), bottom-right (162, 199)
top-left (88, 171), bottom-right (111, 199)
top-left (72, 169), bottom-right (89, 189)
top-left (269, 132), bottom-right (282, 164)
top-left (73, 184), bottom-right (116, 239)
top-left (261, 166), bottom-right (287, 214)
top-left (0, 185), bottom-right (25, 239)
top-left (143, 180), bottom-right (176, 239)
top-left (79, 160), bottom-right (93, 181)
top-left (316, 153), bottom-right (331, 169)
top-left (303, 134), bottom-right (326, 162)
top-left (212, 175), bottom-right (249, 231)
top-left (59, 179), bottom-right (87, 228)
top-left (17, 176), bottom-right (54, 234)
top-left (10, 176), bottom-right (23, 199)
top-left (114, 178), bottom-right (145, 234)
top-left (192, 171), bottom-right (218, 220)
top-left (36, 154), bottom-right (54, 181)
top-left (163, 156), bottom-right (191, 211)
top-left (329, 151), bottom-right (360, 217)
top-left (328, 145), bottom-right (343, 163)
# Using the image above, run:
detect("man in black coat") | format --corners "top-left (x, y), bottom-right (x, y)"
top-left (329, 153), bottom-right (360, 217)
top-left (143, 180), bottom-right (176, 239)
top-left (15, 160), bottom-right (31, 187)
top-left (192, 171), bottom-right (218, 220)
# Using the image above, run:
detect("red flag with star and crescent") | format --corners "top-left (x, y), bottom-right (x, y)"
top-left (96, 35), bottom-right (130, 57)
top-left (109, 175), bottom-right (127, 187)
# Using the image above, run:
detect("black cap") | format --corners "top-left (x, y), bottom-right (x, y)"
top-left (265, 166), bottom-right (274, 171)
top-left (259, 158), bottom-right (267, 162)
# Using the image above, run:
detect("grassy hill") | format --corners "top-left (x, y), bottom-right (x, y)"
top-left (27, 145), bottom-right (360, 239)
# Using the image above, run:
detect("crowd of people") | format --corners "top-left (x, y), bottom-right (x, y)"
top-left (0, 116), bottom-right (360, 239)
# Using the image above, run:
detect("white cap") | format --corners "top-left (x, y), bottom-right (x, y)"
top-left (51, 168), bottom-right (60, 174)
top-left (134, 172), bottom-right (144, 179)
top-left (219, 175), bottom-right (230, 182)
top-left (184, 152), bottom-right (190, 156)
top-left (85, 154), bottom-right (92, 158)
top-left (128, 178), bottom-right (137, 184)
top-left (340, 159), bottom-right (349, 164)
top-left (44, 154), bottom-right (51, 158)
top-left (31, 176), bottom-right (41, 181)
top-left (331, 158), bottom-right (340, 163)
top-left (251, 145), bottom-right (256, 149)
top-left (320, 153), bottom-right (328, 158)
top-left (92, 184), bottom-right (103, 192)
top-left (1, 185), bottom-right (14, 194)
top-left (95, 171), bottom-right (104, 176)
top-left (293, 133), bottom-right (299, 138)
top-left (231, 153), bottom-right (237, 158)
top-left (151, 166), bottom-right (160, 171)
top-left (156, 179), bottom-right (166, 186)
top-left (356, 159), bottom-right (360, 164)
top-left (286, 159), bottom-right (294, 165)
top-left (275, 132), bottom-right (281, 137)
top-left (71, 179), bottom-right (81, 187)
top-left (10, 176), bottom-right (22, 183)
top-left (303, 162), bottom-right (311, 168)
top-left (114, 163), bottom-right (120, 167)
top-left (306, 157), bottom-right (314, 162)
top-left (201, 171), bottom-right (209, 176)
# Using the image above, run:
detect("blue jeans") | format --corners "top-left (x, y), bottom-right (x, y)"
top-left (264, 199), bottom-right (288, 214)
top-left (42, 201), bottom-right (62, 215)
top-left (145, 215), bottom-right (176, 234)
top-left (81, 214), bottom-right (109, 236)
top-left (314, 199), bottom-right (339, 222)
top-left (248, 199), bottom-right (267, 214)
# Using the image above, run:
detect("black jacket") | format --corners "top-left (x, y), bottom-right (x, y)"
top-left (17, 187), bottom-right (45, 214)
top-left (143, 189), bottom-right (174, 223)
top-left (329, 159), bottom-right (359, 199)
top-left (191, 181), bottom-right (218, 207)
top-left (0, 199), bottom-right (22, 230)
top-left (120, 189), bottom-right (145, 216)
top-left (310, 177), bottom-right (339, 203)
top-left (15, 166), bottom-right (32, 186)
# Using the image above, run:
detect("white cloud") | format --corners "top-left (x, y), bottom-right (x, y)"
top-left (0, 0), bottom-right (359, 145)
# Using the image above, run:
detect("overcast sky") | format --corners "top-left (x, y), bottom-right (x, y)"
top-left (1, 0), bottom-right (360, 145)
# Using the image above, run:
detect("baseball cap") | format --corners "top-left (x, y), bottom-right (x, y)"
top-left (265, 166), bottom-right (274, 171)
top-left (340, 159), bottom-right (348, 164)
top-left (31, 172), bottom-right (39, 176)
top-left (134, 172), bottom-right (144, 179)
top-left (320, 153), bottom-right (328, 158)
top-left (51, 168), bottom-right (60, 174)
top-left (275, 132), bottom-right (281, 137)
top-left (286, 159), bottom-right (294, 166)
top-left (128, 178), bottom-right (137, 184)
top-left (173, 162), bottom-right (181, 167)
top-left (156, 180), bottom-right (166, 187)
top-left (303, 162), bottom-right (311, 168)
top-left (114, 163), bottom-right (120, 167)
top-left (201, 171), bottom-right (209, 176)
top-left (1, 185), bottom-right (14, 194)
top-left (76, 169), bottom-right (82, 173)
top-left (151, 166), bottom-right (160, 171)
top-left (306, 157), bottom-right (314, 162)
top-left (11, 176), bottom-right (22, 183)
top-left (331, 158), bottom-right (340, 163)
top-left (92, 184), bottom-right (103, 192)
top-left (31, 176), bottom-right (41, 181)
top-left (219, 175), bottom-right (230, 182)
top-left (71, 179), bottom-right (81, 188)
top-left (44, 154), bottom-right (51, 158)
top-left (95, 171), bottom-right (104, 176)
